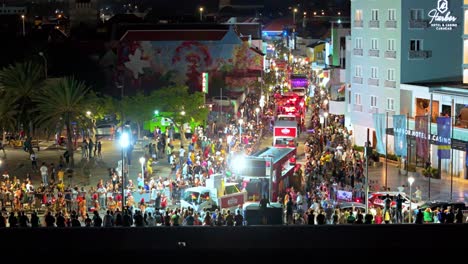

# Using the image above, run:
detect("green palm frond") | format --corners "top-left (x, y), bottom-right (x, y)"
top-left (0, 98), bottom-right (17, 131)
top-left (34, 77), bottom-right (91, 128)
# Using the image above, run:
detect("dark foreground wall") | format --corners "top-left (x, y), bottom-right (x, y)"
top-left (1, 224), bottom-right (466, 256)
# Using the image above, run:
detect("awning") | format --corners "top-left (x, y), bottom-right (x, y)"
top-left (306, 40), bottom-right (327, 48)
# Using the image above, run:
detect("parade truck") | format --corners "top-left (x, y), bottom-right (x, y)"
top-left (180, 174), bottom-right (247, 212)
top-left (273, 119), bottom-right (298, 148)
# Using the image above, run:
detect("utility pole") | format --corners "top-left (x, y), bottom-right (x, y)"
top-left (365, 128), bottom-right (370, 214)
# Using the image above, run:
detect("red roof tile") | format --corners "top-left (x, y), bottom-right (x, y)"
top-left (120, 30), bottom-right (229, 41)
top-left (263, 18), bottom-right (294, 32)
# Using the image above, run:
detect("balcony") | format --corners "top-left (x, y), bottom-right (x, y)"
top-left (368, 107), bottom-right (379, 114)
top-left (353, 104), bottom-right (363, 112)
top-left (368, 78), bottom-right (379, 86)
top-left (385, 20), bottom-right (397, 28)
top-left (369, 20), bottom-right (380, 28)
top-left (329, 100), bottom-right (346, 115)
top-left (384, 80), bottom-right (397, 88)
top-left (409, 20), bottom-right (429, 29)
top-left (409, 50), bottom-right (432, 59)
top-left (353, 76), bottom-right (363, 84)
top-left (384, 50), bottom-right (397, 59)
top-left (368, 49), bottom-right (380, 57)
top-left (353, 48), bottom-right (363, 56)
top-left (354, 20), bottom-right (363, 28)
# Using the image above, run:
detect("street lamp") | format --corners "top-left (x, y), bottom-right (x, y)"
top-left (119, 132), bottom-right (130, 212)
top-left (255, 107), bottom-right (260, 125)
top-left (323, 112), bottom-right (329, 128)
top-left (293, 8), bottom-right (298, 24)
top-left (21, 14), bottom-right (25, 36)
top-left (199, 7), bottom-right (204, 21)
top-left (238, 119), bottom-right (244, 142)
top-left (227, 135), bottom-right (233, 153)
top-left (408, 176), bottom-right (415, 223)
top-left (86, 111), bottom-right (91, 116)
top-left (139, 157), bottom-right (145, 178)
top-left (38, 52), bottom-right (48, 79)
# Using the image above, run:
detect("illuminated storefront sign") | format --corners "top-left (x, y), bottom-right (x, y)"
top-left (428, 0), bottom-right (458, 31)
top-left (201, 72), bottom-right (208, 93)
top-left (393, 127), bottom-right (451, 144)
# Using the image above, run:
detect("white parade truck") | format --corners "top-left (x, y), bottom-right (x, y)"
top-left (180, 174), bottom-right (247, 212)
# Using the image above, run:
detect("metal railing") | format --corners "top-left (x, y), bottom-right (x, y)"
top-left (385, 20), bottom-right (397, 28)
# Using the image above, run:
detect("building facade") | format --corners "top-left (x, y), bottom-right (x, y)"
top-left (346, 0), bottom-right (463, 147)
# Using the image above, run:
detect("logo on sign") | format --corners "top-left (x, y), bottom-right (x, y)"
top-left (281, 128), bottom-right (290, 134)
top-left (227, 197), bottom-right (238, 206)
top-left (437, 0), bottom-right (448, 13)
top-left (428, 0), bottom-right (457, 31)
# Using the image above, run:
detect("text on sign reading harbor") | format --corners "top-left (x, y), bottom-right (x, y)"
top-left (428, 0), bottom-right (458, 31)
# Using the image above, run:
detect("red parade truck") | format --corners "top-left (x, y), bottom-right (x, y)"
top-left (273, 119), bottom-right (298, 148)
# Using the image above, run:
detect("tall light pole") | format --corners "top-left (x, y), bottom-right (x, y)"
top-left (21, 14), bottom-right (25, 36)
top-left (255, 107), bottom-right (260, 125)
top-left (293, 8), bottom-right (298, 24)
top-left (323, 112), bottom-right (329, 128)
top-left (408, 176), bottom-right (415, 223)
top-left (38, 52), bottom-right (48, 79)
top-left (199, 7), bottom-right (204, 21)
top-left (238, 119), bottom-right (244, 142)
top-left (139, 157), bottom-right (145, 178)
top-left (119, 132), bottom-right (130, 212)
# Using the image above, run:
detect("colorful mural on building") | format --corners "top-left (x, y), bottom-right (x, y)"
top-left (116, 29), bottom-right (263, 95)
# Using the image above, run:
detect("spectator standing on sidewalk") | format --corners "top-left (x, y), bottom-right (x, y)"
top-left (30, 151), bottom-right (38, 171)
top-left (40, 162), bottom-right (48, 186)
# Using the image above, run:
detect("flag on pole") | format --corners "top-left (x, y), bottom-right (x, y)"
top-left (415, 116), bottom-right (429, 158)
top-left (373, 113), bottom-right (386, 154)
top-left (393, 115), bottom-right (407, 156)
top-left (437, 117), bottom-right (451, 159)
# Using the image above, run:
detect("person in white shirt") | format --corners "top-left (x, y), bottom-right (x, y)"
top-left (39, 162), bottom-right (48, 186)
top-left (178, 145), bottom-right (185, 167)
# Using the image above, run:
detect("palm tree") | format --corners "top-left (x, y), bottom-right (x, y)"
top-left (0, 99), bottom-right (17, 145)
top-left (0, 61), bottom-right (45, 135)
top-left (34, 77), bottom-right (91, 168)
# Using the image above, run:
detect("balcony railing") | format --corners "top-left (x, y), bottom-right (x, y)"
top-left (384, 50), bottom-right (397, 59)
top-left (369, 20), bottom-right (380, 28)
top-left (353, 76), bottom-right (363, 84)
top-left (353, 104), bottom-right (363, 112)
top-left (368, 107), bottom-right (379, 114)
top-left (386, 110), bottom-right (396, 116)
top-left (368, 49), bottom-right (380, 57)
top-left (409, 50), bottom-right (432, 59)
top-left (384, 80), bottom-right (396, 88)
top-left (409, 20), bottom-right (429, 29)
top-left (354, 20), bottom-right (363, 28)
top-left (368, 78), bottom-right (379, 86)
top-left (353, 48), bottom-right (363, 56)
top-left (385, 20), bottom-right (397, 28)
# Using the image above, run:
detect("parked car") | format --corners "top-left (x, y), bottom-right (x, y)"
top-left (335, 202), bottom-right (367, 212)
top-left (96, 124), bottom-right (116, 137)
top-left (418, 200), bottom-right (467, 211)
top-left (368, 191), bottom-right (423, 212)
top-left (212, 96), bottom-right (232, 107)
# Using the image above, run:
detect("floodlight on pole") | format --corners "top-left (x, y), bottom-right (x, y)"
top-left (239, 119), bottom-right (244, 141)
top-left (255, 107), bottom-right (260, 125)
top-left (21, 14), bottom-right (25, 36)
top-left (408, 176), bottom-right (415, 223)
top-left (139, 157), bottom-right (145, 178)
top-left (119, 131), bottom-right (130, 212)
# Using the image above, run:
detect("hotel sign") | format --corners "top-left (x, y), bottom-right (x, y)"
top-left (394, 127), bottom-right (451, 145)
top-left (428, 0), bottom-right (458, 31)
